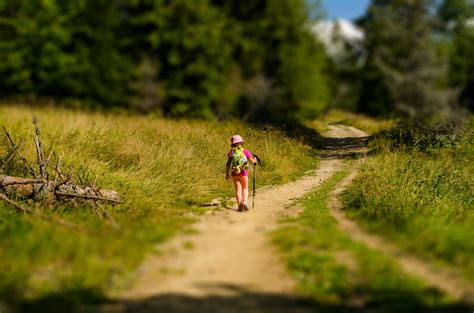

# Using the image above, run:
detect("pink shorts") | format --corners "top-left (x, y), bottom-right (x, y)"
top-left (232, 170), bottom-right (249, 177)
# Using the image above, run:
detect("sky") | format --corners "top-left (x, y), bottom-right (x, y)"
top-left (322, 0), bottom-right (371, 21)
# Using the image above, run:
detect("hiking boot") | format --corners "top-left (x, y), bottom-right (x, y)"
top-left (242, 204), bottom-right (249, 211)
top-left (237, 204), bottom-right (244, 212)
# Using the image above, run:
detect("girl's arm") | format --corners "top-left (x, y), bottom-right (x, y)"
top-left (226, 158), bottom-right (232, 180)
top-left (249, 156), bottom-right (257, 164)
top-left (244, 149), bottom-right (257, 165)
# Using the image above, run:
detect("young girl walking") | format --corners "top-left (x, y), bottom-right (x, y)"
top-left (226, 135), bottom-right (257, 212)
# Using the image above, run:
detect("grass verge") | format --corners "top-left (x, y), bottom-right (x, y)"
top-left (343, 120), bottom-right (474, 282)
top-left (273, 167), bottom-right (468, 312)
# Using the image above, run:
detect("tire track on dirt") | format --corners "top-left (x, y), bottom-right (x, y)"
top-left (328, 159), bottom-right (474, 306)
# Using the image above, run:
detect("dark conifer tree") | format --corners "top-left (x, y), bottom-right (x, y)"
top-left (359, 0), bottom-right (454, 121)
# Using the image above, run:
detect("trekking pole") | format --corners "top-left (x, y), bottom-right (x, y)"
top-left (252, 163), bottom-right (256, 209)
top-left (252, 154), bottom-right (261, 209)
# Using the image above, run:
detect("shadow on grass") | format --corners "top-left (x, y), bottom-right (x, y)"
top-left (271, 121), bottom-right (372, 160)
top-left (257, 121), bottom-right (325, 150)
top-left (282, 124), bottom-right (325, 150)
top-left (317, 149), bottom-right (372, 160)
top-left (7, 283), bottom-right (472, 313)
top-left (322, 136), bottom-right (369, 150)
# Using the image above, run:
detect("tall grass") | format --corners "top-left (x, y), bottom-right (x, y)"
top-left (0, 105), bottom-right (319, 307)
top-left (343, 119), bottom-right (474, 281)
top-left (273, 169), bottom-right (466, 312)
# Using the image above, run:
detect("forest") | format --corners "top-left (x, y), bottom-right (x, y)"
top-left (0, 0), bottom-right (472, 122)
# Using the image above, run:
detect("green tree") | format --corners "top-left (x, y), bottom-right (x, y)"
top-left (123, 0), bottom-right (233, 118)
top-left (359, 0), bottom-right (454, 121)
top-left (438, 0), bottom-right (474, 111)
top-left (271, 0), bottom-right (331, 120)
top-left (0, 0), bottom-right (132, 107)
top-left (0, 0), bottom-right (331, 120)
top-left (212, 0), bottom-right (331, 122)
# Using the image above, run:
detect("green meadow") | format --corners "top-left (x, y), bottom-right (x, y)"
top-left (0, 105), bottom-right (318, 305)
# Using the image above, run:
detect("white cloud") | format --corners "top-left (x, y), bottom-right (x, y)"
top-left (466, 18), bottom-right (474, 28)
top-left (310, 19), bottom-right (364, 59)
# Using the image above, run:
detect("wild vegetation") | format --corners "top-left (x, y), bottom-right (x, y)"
top-left (273, 169), bottom-right (469, 312)
top-left (0, 105), bottom-right (318, 307)
top-left (343, 118), bottom-right (474, 281)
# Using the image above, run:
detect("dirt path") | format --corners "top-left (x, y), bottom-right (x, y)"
top-left (100, 125), bottom-right (367, 313)
top-left (110, 162), bottom-right (345, 313)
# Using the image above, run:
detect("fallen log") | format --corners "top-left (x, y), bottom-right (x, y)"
top-left (0, 174), bottom-right (121, 203)
top-left (0, 175), bottom-right (45, 186)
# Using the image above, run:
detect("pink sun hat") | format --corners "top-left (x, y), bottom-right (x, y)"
top-left (230, 135), bottom-right (244, 146)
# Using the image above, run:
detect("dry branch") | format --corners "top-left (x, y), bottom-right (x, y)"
top-left (2, 138), bottom-right (23, 167)
top-left (0, 175), bottom-right (45, 186)
top-left (33, 117), bottom-right (46, 178)
top-left (0, 193), bottom-right (29, 213)
top-left (91, 174), bottom-right (98, 189)
top-left (90, 184), bottom-right (120, 229)
top-left (1, 121), bottom-right (122, 229)
top-left (55, 191), bottom-right (122, 203)
top-left (54, 154), bottom-right (64, 181)
top-left (44, 150), bottom-right (54, 174)
top-left (0, 193), bottom-right (78, 229)
top-left (0, 175), bottom-right (121, 203)
top-left (3, 126), bottom-right (38, 177)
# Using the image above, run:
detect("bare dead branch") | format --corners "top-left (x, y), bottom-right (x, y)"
top-left (2, 138), bottom-right (23, 167)
top-left (90, 184), bottom-right (120, 229)
top-left (44, 150), bottom-right (54, 174)
top-left (0, 193), bottom-right (29, 213)
top-left (91, 174), bottom-right (98, 189)
top-left (33, 118), bottom-right (46, 178)
top-left (55, 176), bottom-right (71, 189)
top-left (54, 154), bottom-right (64, 181)
top-left (100, 206), bottom-right (120, 229)
top-left (2, 126), bottom-right (38, 178)
top-left (0, 175), bottom-right (45, 186)
top-left (54, 191), bottom-right (122, 203)
top-left (0, 193), bottom-right (78, 229)
top-left (2, 124), bottom-right (122, 229)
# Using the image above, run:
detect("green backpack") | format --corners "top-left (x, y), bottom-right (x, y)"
top-left (230, 147), bottom-right (249, 174)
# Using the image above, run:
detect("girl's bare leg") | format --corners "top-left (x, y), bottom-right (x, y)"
top-left (232, 176), bottom-right (243, 208)
top-left (242, 176), bottom-right (249, 207)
